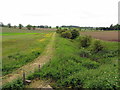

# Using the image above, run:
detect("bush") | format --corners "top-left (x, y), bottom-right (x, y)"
top-left (92, 40), bottom-right (105, 53)
top-left (70, 29), bottom-right (79, 39)
top-left (56, 29), bottom-right (67, 34)
top-left (79, 36), bottom-right (92, 48)
top-left (26, 24), bottom-right (32, 30)
top-left (61, 31), bottom-right (72, 39)
top-left (79, 48), bottom-right (91, 58)
top-left (60, 65), bottom-right (118, 89)
top-left (56, 29), bottom-right (79, 39)
top-left (81, 59), bottom-right (100, 69)
top-left (2, 78), bottom-right (23, 89)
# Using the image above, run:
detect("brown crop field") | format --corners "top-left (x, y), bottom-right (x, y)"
top-left (80, 31), bottom-right (119, 42)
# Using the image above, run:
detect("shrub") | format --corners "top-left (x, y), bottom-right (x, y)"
top-left (70, 29), bottom-right (80, 39)
top-left (60, 65), bottom-right (118, 89)
top-left (81, 60), bottom-right (100, 69)
top-left (79, 36), bottom-right (92, 48)
top-left (26, 24), bottom-right (32, 30)
top-left (56, 29), bottom-right (67, 34)
top-left (79, 48), bottom-right (91, 58)
top-left (61, 31), bottom-right (72, 39)
top-left (92, 40), bottom-right (105, 53)
top-left (2, 78), bottom-right (23, 89)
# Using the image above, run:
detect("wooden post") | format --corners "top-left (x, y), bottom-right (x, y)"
top-left (38, 65), bottom-right (40, 72)
top-left (38, 65), bottom-right (40, 79)
top-left (23, 70), bottom-right (26, 85)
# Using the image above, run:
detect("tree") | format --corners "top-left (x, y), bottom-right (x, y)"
top-left (114, 24), bottom-right (120, 30)
top-left (19, 24), bottom-right (23, 29)
top-left (14, 25), bottom-right (17, 28)
top-left (8, 23), bottom-right (11, 28)
top-left (0, 22), bottom-right (4, 27)
top-left (26, 24), bottom-right (32, 30)
top-left (32, 26), bottom-right (36, 30)
top-left (110, 24), bottom-right (114, 30)
top-left (44, 25), bottom-right (48, 28)
top-left (70, 29), bottom-right (79, 39)
top-left (40, 25), bottom-right (44, 28)
top-left (56, 26), bottom-right (59, 29)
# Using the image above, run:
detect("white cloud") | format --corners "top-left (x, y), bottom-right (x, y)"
top-left (0, 0), bottom-right (119, 27)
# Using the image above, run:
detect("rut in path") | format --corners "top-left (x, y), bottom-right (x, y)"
top-left (2, 32), bottom-right (56, 85)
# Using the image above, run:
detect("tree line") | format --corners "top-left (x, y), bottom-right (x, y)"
top-left (0, 22), bottom-right (52, 30)
top-left (96, 24), bottom-right (120, 30)
top-left (56, 24), bottom-right (120, 30)
top-left (0, 22), bottom-right (120, 30)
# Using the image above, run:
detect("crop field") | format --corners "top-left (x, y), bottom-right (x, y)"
top-left (1, 28), bottom-right (119, 89)
top-left (2, 28), bottom-right (54, 75)
top-left (80, 31), bottom-right (119, 42)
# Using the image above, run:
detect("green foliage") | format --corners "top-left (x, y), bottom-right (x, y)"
top-left (2, 28), bottom-right (53, 75)
top-left (21, 35), bottom-right (119, 89)
top-left (92, 40), bottom-right (105, 53)
top-left (7, 23), bottom-right (11, 28)
top-left (26, 24), bottom-right (32, 30)
top-left (56, 29), bottom-right (79, 39)
top-left (34, 35), bottom-right (118, 88)
top-left (2, 78), bottom-right (23, 89)
top-left (79, 36), bottom-right (92, 48)
top-left (27, 71), bottom-right (40, 80)
top-left (70, 29), bottom-right (79, 39)
top-left (3, 51), bottom-right (41, 75)
top-left (81, 59), bottom-right (100, 69)
top-left (61, 31), bottom-right (72, 39)
top-left (18, 24), bottom-right (23, 29)
top-left (79, 48), bottom-right (91, 58)
top-left (61, 65), bottom-right (118, 89)
top-left (56, 29), bottom-right (67, 34)
top-left (2, 28), bottom-right (119, 88)
top-left (32, 26), bottom-right (36, 30)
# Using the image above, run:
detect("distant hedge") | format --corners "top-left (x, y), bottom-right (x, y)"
top-left (56, 29), bottom-right (79, 39)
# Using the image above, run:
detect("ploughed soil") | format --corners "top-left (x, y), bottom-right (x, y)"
top-left (80, 31), bottom-right (119, 42)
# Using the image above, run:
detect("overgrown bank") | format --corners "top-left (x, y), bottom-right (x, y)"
top-left (2, 31), bottom-right (119, 89)
top-left (27, 33), bottom-right (119, 89)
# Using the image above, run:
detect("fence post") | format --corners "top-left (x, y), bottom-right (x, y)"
top-left (38, 65), bottom-right (40, 79)
top-left (38, 65), bottom-right (40, 72)
top-left (23, 70), bottom-right (26, 85)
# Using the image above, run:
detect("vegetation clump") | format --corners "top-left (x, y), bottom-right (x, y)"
top-left (92, 40), bottom-right (105, 53)
top-left (56, 28), bottom-right (80, 39)
top-left (70, 29), bottom-right (80, 39)
top-left (61, 31), bottom-right (72, 39)
top-left (79, 36), bottom-right (92, 48)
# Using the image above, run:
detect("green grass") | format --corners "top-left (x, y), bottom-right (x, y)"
top-left (2, 28), bottom-right (119, 89)
top-left (2, 27), bottom-right (54, 75)
top-left (1, 33), bottom-right (42, 35)
top-left (2, 27), bottom-right (55, 33)
top-left (27, 34), bottom-right (119, 89)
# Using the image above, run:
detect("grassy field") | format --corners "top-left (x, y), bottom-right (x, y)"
top-left (27, 33), bottom-right (119, 89)
top-left (1, 28), bottom-right (119, 89)
top-left (2, 27), bottom-right (54, 75)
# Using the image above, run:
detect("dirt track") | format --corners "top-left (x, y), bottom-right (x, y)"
top-left (80, 31), bottom-right (119, 42)
top-left (2, 32), bottom-right (56, 86)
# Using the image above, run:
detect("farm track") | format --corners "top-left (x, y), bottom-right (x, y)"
top-left (2, 32), bottom-right (56, 87)
top-left (25, 78), bottom-right (53, 89)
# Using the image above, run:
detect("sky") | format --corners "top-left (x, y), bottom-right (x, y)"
top-left (0, 0), bottom-right (119, 27)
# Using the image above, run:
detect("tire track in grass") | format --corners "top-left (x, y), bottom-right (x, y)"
top-left (2, 32), bottom-right (56, 86)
